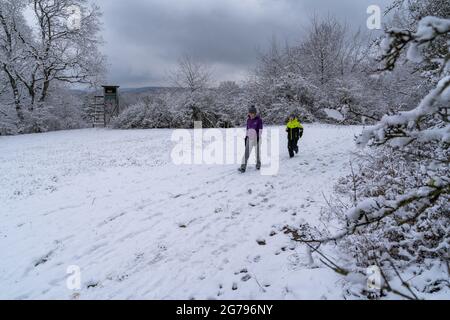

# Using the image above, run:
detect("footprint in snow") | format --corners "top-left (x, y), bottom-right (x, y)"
top-left (256, 239), bottom-right (266, 246)
top-left (86, 280), bottom-right (100, 289)
top-left (135, 252), bottom-right (145, 261)
top-left (234, 268), bottom-right (248, 275)
top-left (157, 243), bottom-right (167, 251)
top-left (34, 251), bottom-right (53, 267)
top-left (241, 274), bottom-right (252, 282)
top-left (232, 210), bottom-right (240, 216)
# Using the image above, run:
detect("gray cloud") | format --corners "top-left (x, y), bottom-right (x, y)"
top-left (97, 0), bottom-right (391, 87)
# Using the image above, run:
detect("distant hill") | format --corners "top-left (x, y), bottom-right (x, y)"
top-left (120, 87), bottom-right (174, 94)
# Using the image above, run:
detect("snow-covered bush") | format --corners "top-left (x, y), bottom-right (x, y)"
top-left (112, 97), bottom-right (174, 129)
top-left (0, 90), bottom-right (88, 135)
top-left (179, 91), bottom-right (227, 128)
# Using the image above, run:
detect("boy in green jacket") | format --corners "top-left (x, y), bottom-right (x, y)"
top-left (286, 114), bottom-right (304, 158)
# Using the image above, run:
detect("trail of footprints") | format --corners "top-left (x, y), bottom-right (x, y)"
top-left (32, 160), bottom-right (322, 298)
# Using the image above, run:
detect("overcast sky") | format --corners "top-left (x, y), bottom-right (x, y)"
top-left (97, 0), bottom-right (391, 88)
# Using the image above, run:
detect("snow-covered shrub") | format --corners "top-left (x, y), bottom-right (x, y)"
top-left (179, 91), bottom-right (224, 128)
top-left (340, 147), bottom-right (448, 258)
top-left (112, 97), bottom-right (174, 129)
top-left (0, 91), bottom-right (88, 135)
top-left (45, 90), bottom-right (88, 131)
top-left (19, 104), bottom-right (87, 134)
top-left (20, 107), bottom-right (61, 133)
top-left (263, 103), bottom-right (315, 124)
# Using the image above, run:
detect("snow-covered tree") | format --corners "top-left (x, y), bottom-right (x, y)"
top-left (0, 0), bottom-right (105, 134)
top-left (26, 0), bottom-right (105, 104)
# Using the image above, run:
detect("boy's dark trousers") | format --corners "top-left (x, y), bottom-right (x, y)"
top-left (288, 138), bottom-right (299, 158)
top-left (287, 127), bottom-right (302, 158)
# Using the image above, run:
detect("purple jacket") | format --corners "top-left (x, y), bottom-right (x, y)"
top-left (246, 116), bottom-right (263, 140)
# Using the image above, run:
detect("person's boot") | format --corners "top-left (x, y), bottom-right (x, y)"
top-left (256, 163), bottom-right (261, 170)
top-left (294, 146), bottom-right (299, 154)
top-left (238, 165), bottom-right (246, 173)
top-left (289, 148), bottom-right (295, 158)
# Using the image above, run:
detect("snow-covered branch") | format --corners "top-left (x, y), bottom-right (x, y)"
top-left (361, 16), bottom-right (450, 147)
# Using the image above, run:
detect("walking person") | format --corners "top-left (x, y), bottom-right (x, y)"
top-left (239, 106), bottom-right (263, 173)
top-left (286, 114), bottom-right (304, 158)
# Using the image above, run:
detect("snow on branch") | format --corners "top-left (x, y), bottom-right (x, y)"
top-left (285, 181), bottom-right (449, 245)
top-left (380, 16), bottom-right (450, 71)
top-left (359, 16), bottom-right (450, 147)
top-left (358, 76), bottom-right (450, 146)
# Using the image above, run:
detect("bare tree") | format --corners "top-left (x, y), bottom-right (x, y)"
top-left (169, 54), bottom-right (212, 92)
top-left (299, 15), bottom-right (348, 86)
top-left (255, 35), bottom-right (285, 83)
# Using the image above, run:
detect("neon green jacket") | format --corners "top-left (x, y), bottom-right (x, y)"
top-left (287, 119), bottom-right (303, 130)
top-left (286, 118), bottom-right (304, 141)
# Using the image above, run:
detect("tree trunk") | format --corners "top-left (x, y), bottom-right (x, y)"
top-left (39, 77), bottom-right (50, 103)
top-left (2, 64), bottom-right (24, 122)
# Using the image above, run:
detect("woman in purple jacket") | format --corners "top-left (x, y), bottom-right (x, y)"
top-left (239, 105), bottom-right (263, 173)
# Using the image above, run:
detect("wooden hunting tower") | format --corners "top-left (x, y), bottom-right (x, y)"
top-left (92, 85), bottom-right (120, 127)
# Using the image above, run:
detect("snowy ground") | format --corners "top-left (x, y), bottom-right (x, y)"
top-left (0, 124), bottom-right (364, 300)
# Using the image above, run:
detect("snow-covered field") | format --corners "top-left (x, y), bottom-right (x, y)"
top-left (0, 124), bottom-right (363, 300)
